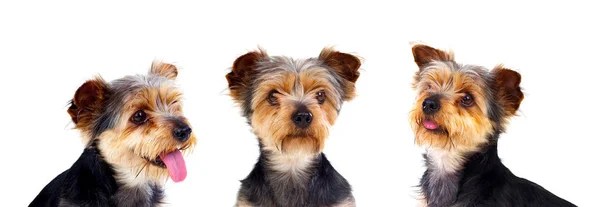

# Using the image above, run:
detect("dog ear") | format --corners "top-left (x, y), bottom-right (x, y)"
top-left (150, 61), bottom-right (178, 80)
top-left (319, 48), bottom-right (361, 83)
top-left (68, 78), bottom-right (109, 126)
top-left (412, 44), bottom-right (454, 69)
top-left (492, 66), bottom-right (524, 115)
top-left (226, 49), bottom-right (267, 100)
top-left (319, 48), bottom-right (361, 101)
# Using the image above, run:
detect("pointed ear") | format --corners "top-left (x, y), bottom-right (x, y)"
top-left (318, 48), bottom-right (361, 83)
top-left (226, 49), bottom-right (268, 99)
top-left (68, 78), bottom-right (109, 125)
top-left (150, 61), bottom-right (178, 80)
top-left (492, 66), bottom-right (524, 115)
top-left (412, 44), bottom-right (454, 69)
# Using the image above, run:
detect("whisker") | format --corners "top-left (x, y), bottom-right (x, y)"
top-left (135, 163), bottom-right (147, 179)
top-left (449, 136), bottom-right (457, 150)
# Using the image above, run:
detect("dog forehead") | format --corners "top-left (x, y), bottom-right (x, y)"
top-left (111, 74), bottom-right (175, 89)
top-left (255, 57), bottom-right (331, 80)
top-left (254, 57), bottom-right (340, 90)
top-left (258, 70), bottom-right (334, 88)
top-left (420, 62), bottom-right (489, 87)
top-left (110, 74), bottom-right (181, 107)
top-left (259, 56), bottom-right (321, 72)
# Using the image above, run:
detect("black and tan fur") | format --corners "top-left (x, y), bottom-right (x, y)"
top-left (30, 62), bottom-right (196, 207)
top-left (227, 48), bottom-right (359, 207)
top-left (409, 44), bottom-right (575, 207)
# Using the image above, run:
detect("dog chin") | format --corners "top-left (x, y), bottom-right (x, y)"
top-left (415, 126), bottom-right (450, 148)
top-left (279, 135), bottom-right (322, 154)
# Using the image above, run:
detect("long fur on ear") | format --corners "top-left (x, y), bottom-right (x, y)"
top-left (492, 65), bottom-right (524, 116)
top-left (68, 77), bottom-right (109, 133)
top-left (226, 49), bottom-right (268, 100)
top-left (412, 44), bottom-right (454, 69)
top-left (150, 61), bottom-right (178, 80)
top-left (318, 48), bottom-right (361, 83)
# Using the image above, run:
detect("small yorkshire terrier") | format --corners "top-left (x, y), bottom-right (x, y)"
top-left (30, 62), bottom-right (196, 207)
top-left (409, 44), bottom-right (575, 207)
top-left (227, 48), bottom-right (360, 207)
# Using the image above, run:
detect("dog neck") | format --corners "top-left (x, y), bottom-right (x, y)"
top-left (96, 134), bottom-right (167, 187)
top-left (237, 146), bottom-right (353, 207)
top-left (112, 182), bottom-right (164, 207)
top-left (421, 140), bottom-right (500, 207)
top-left (112, 164), bottom-right (164, 188)
top-left (90, 143), bottom-right (166, 206)
top-left (265, 149), bottom-right (319, 181)
top-left (260, 149), bottom-right (320, 206)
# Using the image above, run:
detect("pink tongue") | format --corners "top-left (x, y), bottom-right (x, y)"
top-left (423, 120), bottom-right (439, 130)
top-left (159, 150), bottom-right (187, 182)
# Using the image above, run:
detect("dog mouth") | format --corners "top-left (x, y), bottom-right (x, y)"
top-left (423, 119), bottom-right (439, 130)
top-left (142, 148), bottom-right (188, 183)
top-left (422, 119), bottom-right (447, 134)
top-left (145, 156), bottom-right (167, 168)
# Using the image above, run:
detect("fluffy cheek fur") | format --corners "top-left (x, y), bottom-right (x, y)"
top-left (410, 73), bottom-right (493, 152)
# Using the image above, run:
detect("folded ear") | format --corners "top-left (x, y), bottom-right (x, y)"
top-left (226, 49), bottom-right (268, 100)
top-left (150, 61), bottom-right (178, 80)
top-left (68, 78), bottom-right (108, 126)
top-left (492, 66), bottom-right (524, 115)
top-left (318, 47), bottom-right (361, 83)
top-left (411, 44), bottom-right (454, 69)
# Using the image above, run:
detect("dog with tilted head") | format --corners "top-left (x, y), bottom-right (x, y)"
top-left (409, 44), bottom-right (576, 207)
top-left (30, 62), bottom-right (196, 207)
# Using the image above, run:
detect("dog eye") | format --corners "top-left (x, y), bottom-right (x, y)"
top-left (131, 110), bottom-right (148, 125)
top-left (267, 90), bottom-right (280, 106)
top-left (460, 94), bottom-right (474, 107)
top-left (316, 90), bottom-right (326, 104)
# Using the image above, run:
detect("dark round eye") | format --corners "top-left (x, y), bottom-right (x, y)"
top-left (461, 93), bottom-right (474, 107)
top-left (316, 90), bottom-right (326, 104)
top-left (131, 110), bottom-right (147, 125)
top-left (267, 90), bottom-right (279, 105)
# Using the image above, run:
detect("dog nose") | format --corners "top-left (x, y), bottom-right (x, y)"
top-left (422, 98), bottom-right (441, 114)
top-left (292, 109), bottom-right (313, 128)
top-left (173, 125), bottom-right (192, 142)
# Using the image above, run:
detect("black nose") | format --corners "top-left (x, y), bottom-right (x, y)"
top-left (173, 125), bottom-right (192, 142)
top-left (422, 97), bottom-right (441, 114)
top-left (292, 108), bottom-right (313, 128)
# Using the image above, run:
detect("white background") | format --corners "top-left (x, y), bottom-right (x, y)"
top-left (1, 1), bottom-right (598, 206)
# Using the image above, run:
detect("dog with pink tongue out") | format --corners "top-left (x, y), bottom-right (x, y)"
top-left (30, 61), bottom-right (196, 207)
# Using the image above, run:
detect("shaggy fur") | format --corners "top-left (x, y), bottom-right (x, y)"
top-left (227, 47), bottom-right (360, 207)
top-left (30, 61), bottom-right (196, 207)
top-left (410, 44), bottom-right (576, 207)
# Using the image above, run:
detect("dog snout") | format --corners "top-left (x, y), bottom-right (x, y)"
top-left (173, 125), bottom-right (192, 142)
top-left (292, 105), bottom-right (313, 128)
top-left (422, 96), bottom-right (441, 114)
top-left (171, 118), bottom-right (192, 142)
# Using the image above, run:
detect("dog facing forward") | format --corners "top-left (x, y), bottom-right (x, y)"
top-left (227, 48), bottom-right (360, 207)
top-left (30, 62), bottom-right (196, 207)
top-left (409, 44), bottom-right (575, 207)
